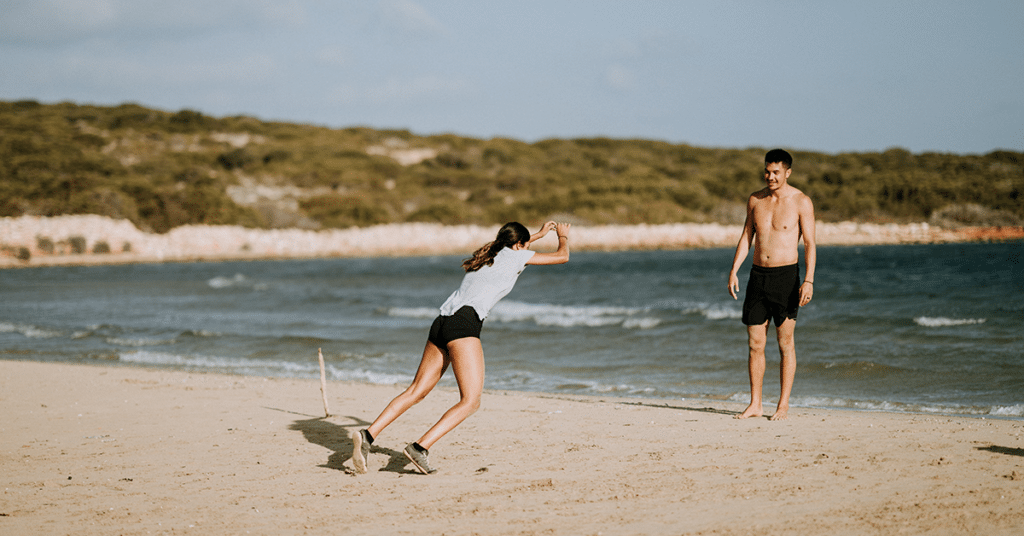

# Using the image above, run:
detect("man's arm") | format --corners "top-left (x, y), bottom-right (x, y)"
top-left (728, 197), bottom-right (756, 300)
top-left (798, 194), bottom-right (816, 306)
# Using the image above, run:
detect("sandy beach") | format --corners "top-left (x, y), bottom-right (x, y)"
top-left (2, 360), bottom-right (1022, 535)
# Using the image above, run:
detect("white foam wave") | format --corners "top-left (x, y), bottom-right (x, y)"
top-left (914, 316), bottom-right (986, 327)
top-left (492, 301), bottom-right (659, 329)
top-left (387, 307), bottom-right (439, 319)
top-left (188, 330), bottom-right (222, 337)
top-left (207, 273), bottom-right (266, 290)
top-left (118, 350), bottom-right (412, 385)
top-left (119, 350), bottom-right (316, 375)
top-left (332, 368), bottom-right (412, 386)
top-left (107, 337), bottom-right (176, 347)
top-left (386, 301), bottom-right (662, 329)
top-left (208, 273), bottom-right (247, 288)
top-left (623, 317), bottom-right (661, 329)
top-left (989, 405), bottom-right (1024, 417)
top-left (0, 322), bottom-right (63, 338)
top-left (793, 396), bottom-right (1023, 418)
top-left (683, 303), bottom-right (742, 320)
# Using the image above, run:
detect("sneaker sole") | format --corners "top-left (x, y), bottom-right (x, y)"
top-left (352, 431), bottom-right (367, 473)
top-left (403, 448), bottom-right (434, 475)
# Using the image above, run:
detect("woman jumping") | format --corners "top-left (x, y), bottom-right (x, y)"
top-left (352, 221), bottom-right (571, 474)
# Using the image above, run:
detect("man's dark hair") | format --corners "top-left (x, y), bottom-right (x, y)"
top-left (765, 148), bottom-right (793, 169)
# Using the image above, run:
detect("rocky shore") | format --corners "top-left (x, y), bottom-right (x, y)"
top-left (1, 214), bottom-right (1021, 268)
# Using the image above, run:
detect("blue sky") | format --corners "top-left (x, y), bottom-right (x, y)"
top-left (2, 0), bottom-right (1021, 155)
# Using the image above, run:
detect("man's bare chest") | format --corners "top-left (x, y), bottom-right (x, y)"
top-left (752, 201), bottom-right (799, 233)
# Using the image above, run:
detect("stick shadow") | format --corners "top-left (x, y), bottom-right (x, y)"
top-left (976, 445), bottom-right (1024, 457)
top-left (287, 416), bottom-right (420, 474)
top-left (620, 400), bottom-right (739, 417)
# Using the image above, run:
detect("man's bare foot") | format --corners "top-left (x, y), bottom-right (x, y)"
top-left (769, 405), bottom-right (789, 421)
top-left (735, 403), bottom-right (763, 419)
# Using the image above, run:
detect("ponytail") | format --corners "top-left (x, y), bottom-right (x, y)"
top-left (462, 222), bottom-right (530, 272)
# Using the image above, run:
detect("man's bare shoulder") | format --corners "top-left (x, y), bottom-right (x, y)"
top-left (788, 186), bottom-right (814, 208)
top-left (781, 185), bottom-right (811, 202)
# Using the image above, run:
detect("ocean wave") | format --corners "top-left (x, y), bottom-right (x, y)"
top-left (106, 337), bottom-right (177, 347)
top-left (989, 405), bottom-right (1024, 417)
top-left (386, 301), bottom-right (662, 329)
top-left (681, 303), bottom-right (742, 320)
top-left (208, 273), bottom-right (247, 288)
top-left (207, 273), bottom-right (268, 290)
top-left (184, 329), bottom-right (222, 337)
top-left (488, 369), bottom-right (655, 397)
top-left (792, 396), bottom-right (1024, 418)
top-left (119, 349), bottom-right (317, 375)
top-left (331, 368), bottom-right (412, 386)
top-left (117, 349), bottom-right (411, 385)
top-left (914, 316), bottom-right (986, 327)
top-left (491, 301), bottom-right (660, 329)
top-left (387, 307), bottom-right (439, 319)
top-left (809, 360), bottom-right (910, 378)
top-left (0, 322), bottom-right (64, 339)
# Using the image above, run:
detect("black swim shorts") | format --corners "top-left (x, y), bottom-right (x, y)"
top-left (742, 263), bottom-right (801, 326)
top-left (428, 305), bottom-right (483, 348)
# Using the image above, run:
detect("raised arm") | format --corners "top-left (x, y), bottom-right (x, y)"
top-left (526, 221), bottom-right (556, 247)
top-left (527, 222), bottom-right (571, 265)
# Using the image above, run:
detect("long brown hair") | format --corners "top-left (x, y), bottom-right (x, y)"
top-left (462, 222), bottom-right (531, 272)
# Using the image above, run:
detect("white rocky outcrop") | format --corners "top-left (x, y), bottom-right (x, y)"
top-left (0, 215), bottom-right (1013, 267)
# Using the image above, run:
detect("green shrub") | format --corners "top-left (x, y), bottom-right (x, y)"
top-left (216, 148), bottom-right (255, 170)
top-left (1, 100), bottom-right (1020, 230)
top-left (300, 194), bottom-right (390, 228)
top-left (36, 236), bottom-right (55, 254)
top-left (69, 236), bottom-right (86, 254)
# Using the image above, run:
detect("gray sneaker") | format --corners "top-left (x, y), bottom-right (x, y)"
top-left (352, 429), bottom-right (371, 473)
top-left (404, 443), bottom-right (437, 474)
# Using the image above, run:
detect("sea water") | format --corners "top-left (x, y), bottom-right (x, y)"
top-left (2, 240), bottom-right (1021, 418)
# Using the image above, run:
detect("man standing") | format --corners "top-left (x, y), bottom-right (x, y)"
top-left (728, 149), bottom-right (816, 421)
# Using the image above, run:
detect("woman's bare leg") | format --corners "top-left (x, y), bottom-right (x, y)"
top-left (415, 337), bottom-right (485, 450)
top-left (366, 340), bottom-right (448, 440)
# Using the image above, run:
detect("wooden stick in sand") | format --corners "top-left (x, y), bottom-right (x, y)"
top-left (318, 348), bottom-right (330, 417)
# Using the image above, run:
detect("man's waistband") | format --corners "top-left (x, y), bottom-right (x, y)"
top-left (750, 263), bottom-right (799, 275)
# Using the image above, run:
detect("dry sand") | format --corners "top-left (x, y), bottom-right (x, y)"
top-left (2, 360), bottom-right (1022, 535)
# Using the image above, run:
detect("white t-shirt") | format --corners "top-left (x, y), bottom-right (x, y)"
top-left (439, 248), bottom-right (536, 319)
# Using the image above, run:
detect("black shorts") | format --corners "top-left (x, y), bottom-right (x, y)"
top-left (428, 305), bottom-right (483, 348)
top-left (742, 264), bottom-right (800, 326)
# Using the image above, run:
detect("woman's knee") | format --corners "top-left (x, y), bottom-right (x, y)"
top-left (458, 396), bottom-right (481, 415)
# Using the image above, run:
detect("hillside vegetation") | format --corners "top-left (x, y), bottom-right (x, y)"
top-left (2, 100), bottom-right (1021, 233)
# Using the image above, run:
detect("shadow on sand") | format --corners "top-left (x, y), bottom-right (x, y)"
top-left (976, 445), bottom-right (1024, 458)
top-left (286, 415), bottom-right (420, 474)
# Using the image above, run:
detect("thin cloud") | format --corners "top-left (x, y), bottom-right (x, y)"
top-left (0, 0), bottom-right (305, 44)
top-left (379, 0), bottom-right (448, 38)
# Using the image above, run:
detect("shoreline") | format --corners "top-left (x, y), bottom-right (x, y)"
top-left (3, 214), bottom-right (1022, 268)
top-left (2, 359), bottom-right (1022, 535)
